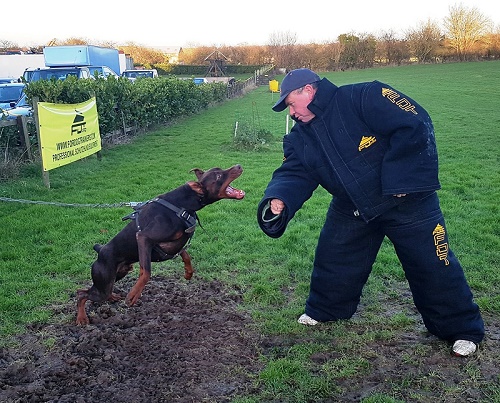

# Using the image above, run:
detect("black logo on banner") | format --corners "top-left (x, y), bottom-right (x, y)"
top-left (71, 112), bottom-right (86, 136)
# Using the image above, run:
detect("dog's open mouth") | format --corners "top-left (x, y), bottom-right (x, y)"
top-left (221, 164), bottom-right (245, 200)
top-left (226, 185), bottom-right (245, 199)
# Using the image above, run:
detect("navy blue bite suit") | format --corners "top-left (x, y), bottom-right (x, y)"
top-left (257, 78), bottom-right (484, 343)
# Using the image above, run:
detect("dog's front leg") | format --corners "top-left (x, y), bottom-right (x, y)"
top-left (126, 232), bottom-right (153, 307)
top-left (180, 250), bottom-right (194, 280)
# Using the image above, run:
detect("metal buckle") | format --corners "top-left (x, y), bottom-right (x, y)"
top-left (179, 210), bottom-right (191, 221)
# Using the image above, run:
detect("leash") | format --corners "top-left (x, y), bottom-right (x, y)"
top-left (0, 195), bottom-right (200, 231)
top-left (0, 196), bottom-right (142, 209)
top-left (1, 195), bottom-right (201, 260)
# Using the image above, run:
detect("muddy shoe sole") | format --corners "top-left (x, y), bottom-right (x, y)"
top-left (452, 340), bottom-right (477, 357)
top-left (298, 313), bottom-right (319, 326)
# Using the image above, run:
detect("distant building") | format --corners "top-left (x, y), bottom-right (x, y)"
top-left (151, 46), bottom-right (182, 64)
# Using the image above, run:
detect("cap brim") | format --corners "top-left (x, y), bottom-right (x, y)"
top-left (272, 92), bottom-right (289, 112)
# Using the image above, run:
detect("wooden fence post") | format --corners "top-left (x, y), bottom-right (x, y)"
top-left (16, 115), bottom-right (33, 161)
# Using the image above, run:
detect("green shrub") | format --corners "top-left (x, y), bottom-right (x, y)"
top-left (232, 120), bottom-right (274, 151)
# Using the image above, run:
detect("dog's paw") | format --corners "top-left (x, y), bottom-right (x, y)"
top-left (125, 292), bottom-right (141, 307)
top-left (108, 292), bottom-right (123, 302)
top-left (75, 315), bottom-right (90, 326)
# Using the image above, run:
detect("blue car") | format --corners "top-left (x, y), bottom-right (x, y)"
top-left (0, 82), bottom-right (25, 110)
top-left (1, 91), bottom-right (32, 121)
top-left (0, 77), bottom-right (20, 84)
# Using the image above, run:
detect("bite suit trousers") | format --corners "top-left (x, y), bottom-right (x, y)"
top-left (306, 191), bottom-right (485, 343)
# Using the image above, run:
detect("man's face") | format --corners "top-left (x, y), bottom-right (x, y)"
top-left (285, 84), bottom-right (316, 123)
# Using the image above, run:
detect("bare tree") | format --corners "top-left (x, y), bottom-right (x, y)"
top-left (60, 37), bottom-right (89, 45)
top-left (244, 45), bottom-right (273, 66)
top-left (377, 30), bottom-right (408, 65)
top-left (443, 4), bottom-right (493, 60)
top-left (293, 43), bottom-right (320, 70)
top-left (178, 46), bottom-right (213, 65)
top-left (302, 41), bottom-right (343, 70)
top-left (406, 19), bottom-right (442, 63)
top-left (483, 27), bottom-right (500, 59)
top-left (323, 41), bottom-right (343, 70)
top-left (120, 42), bottom-right (170, 66)
top-left (267, 31), bottom-right (297, 70)
top-left (0, 39), bottom-right (17, 52)
top-left (357, 33), bottom-right (377, 68)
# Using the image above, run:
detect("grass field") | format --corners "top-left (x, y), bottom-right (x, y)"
top-left (0, 61), bottom-right (499, 402)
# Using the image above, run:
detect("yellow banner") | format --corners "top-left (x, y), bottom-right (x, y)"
top-left (38, 97), bottom-right (101, 171)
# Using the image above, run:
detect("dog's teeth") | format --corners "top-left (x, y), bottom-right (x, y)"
top-left (226, 186), bottom-right (245, 198)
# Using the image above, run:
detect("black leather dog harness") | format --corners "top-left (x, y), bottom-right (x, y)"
top-left (122, 198), bottom-right (198, 259)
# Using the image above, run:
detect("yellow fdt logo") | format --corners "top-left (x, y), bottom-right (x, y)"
top-left (433, 223), bottom-right (449, 265)
top-left (358, 136), bottom-right (376, 151)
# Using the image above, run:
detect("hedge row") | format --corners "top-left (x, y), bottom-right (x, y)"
top-left (153, 64), bottom-right (263, 76)
top-left (22, 76), bottom-right (229, 137)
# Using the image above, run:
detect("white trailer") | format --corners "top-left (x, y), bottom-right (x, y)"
top-left (0, 54), bottom-right (45, 80)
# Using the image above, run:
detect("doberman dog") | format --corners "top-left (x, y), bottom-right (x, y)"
top-left (76, 165), bottom-right (244, 325)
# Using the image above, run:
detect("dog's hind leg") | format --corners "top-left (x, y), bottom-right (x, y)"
top-left (180, 250), bottom-right (195, 280)
top-left (75, 255), bottom-right (118, 325)
top-left (106, 262), bottom-right (134, 302)
top-left (76, 291), bottom-right (90, 325)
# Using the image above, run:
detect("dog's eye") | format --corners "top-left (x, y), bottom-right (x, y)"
top-left (216, 174), bottom-right (222, 181)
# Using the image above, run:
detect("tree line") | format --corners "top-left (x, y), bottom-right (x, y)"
top-left (1, 4), bottom-right (498, 72)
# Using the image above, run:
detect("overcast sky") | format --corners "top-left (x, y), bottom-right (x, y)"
top-left (3, 1), bottom-right (499, 49)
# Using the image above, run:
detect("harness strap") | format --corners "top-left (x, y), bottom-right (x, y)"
top-left (122, 198), bottom-right (197, 233)
top-left (121, 198), bottom-right (198, 260)
top-left (152, 235), bottom-right (193, 261)
top-left (152, 198), bottom-right (197, 233)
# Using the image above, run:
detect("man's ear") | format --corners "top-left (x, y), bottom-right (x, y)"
top-left (305, 84), bottom-right (316, 100)
top-left (190, 168), bottom-right (204, 180)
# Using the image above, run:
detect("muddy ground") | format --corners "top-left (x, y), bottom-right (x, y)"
top-left (0, 274), bottom-right (498, 403)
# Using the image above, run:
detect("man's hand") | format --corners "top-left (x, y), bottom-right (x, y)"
top-left (270, 199), bottom-right (285, 214)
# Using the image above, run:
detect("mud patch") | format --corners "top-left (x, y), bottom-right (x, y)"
top-left (0, 276), bottom-right (263, 403)
top-left (0, 275), bottom-right (498, 402)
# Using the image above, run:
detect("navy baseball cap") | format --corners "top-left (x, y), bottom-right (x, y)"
top-left (272, 68), bottom-right (321, 112)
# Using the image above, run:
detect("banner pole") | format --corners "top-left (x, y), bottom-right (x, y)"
top-left (33, 97), bottom-right (50, 188)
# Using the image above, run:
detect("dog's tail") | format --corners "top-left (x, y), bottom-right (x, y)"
top-left (93, 244), bottom-right (103, 253)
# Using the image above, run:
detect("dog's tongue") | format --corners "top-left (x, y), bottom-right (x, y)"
top-left (226, 185), bottom-right (245, 199)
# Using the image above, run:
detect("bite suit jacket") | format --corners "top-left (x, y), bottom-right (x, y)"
top-left (258, 78), bottom-right (441, 238)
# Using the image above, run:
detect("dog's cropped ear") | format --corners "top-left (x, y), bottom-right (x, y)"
top-left (186, 181), bottom-right (205, 196)
top-left (190, 168), bottom-right (205, 180)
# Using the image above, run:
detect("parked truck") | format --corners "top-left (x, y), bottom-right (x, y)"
top-left (0, 46), bottom-right (131, 82)
top-left (43, 45), bottom-right (121, 76)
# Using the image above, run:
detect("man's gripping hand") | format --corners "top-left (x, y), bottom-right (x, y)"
top-left (270, 199), bottom-right (285, 214)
